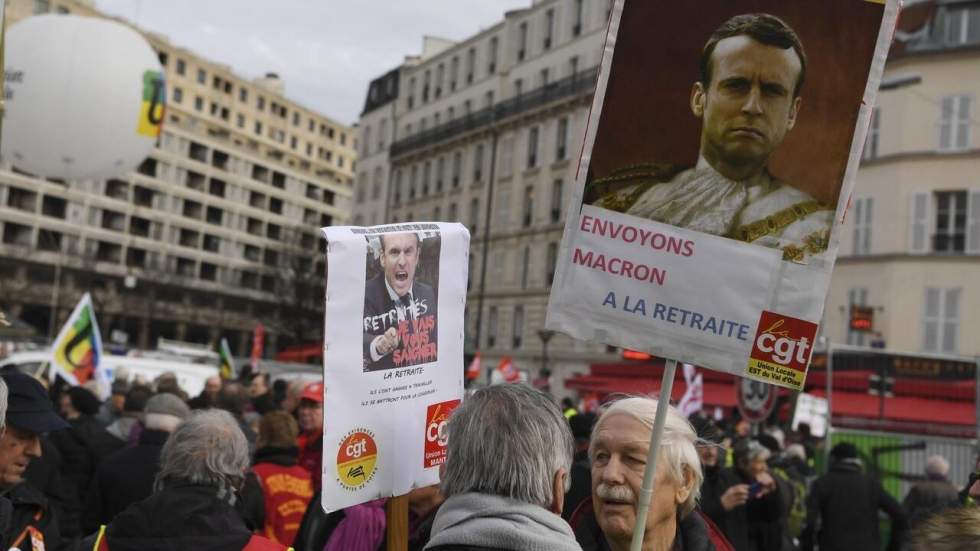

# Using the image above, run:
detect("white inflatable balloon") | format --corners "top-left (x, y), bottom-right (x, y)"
top-left (2, 15), bottom-right (165, 180)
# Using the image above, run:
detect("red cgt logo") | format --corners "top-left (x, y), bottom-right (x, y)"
top-left (423, 399), bottom-right (460, 469)
top-left (747, 311), bottom-right (818, 389)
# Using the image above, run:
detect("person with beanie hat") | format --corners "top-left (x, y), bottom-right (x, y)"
top-left (801, 442), bottom-right (907, 551)
top-left (83, 393), bottom-right (192, 533)
top-left (105, 385), bottom-right (152, 443)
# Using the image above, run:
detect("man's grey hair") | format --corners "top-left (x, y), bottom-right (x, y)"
top-left (153, 409), bottom-right (250, 498)
top-left (440, 383), bottom-right (573, 508)
top-left (591, 397), bottom-right (703, 517)
top-left (0, 377), bottom-right (7, 429)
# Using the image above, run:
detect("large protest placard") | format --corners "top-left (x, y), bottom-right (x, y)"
top-left (547, 0), bottom-right (898, 390)
top-left (320, 222), bottom-right (469, 511)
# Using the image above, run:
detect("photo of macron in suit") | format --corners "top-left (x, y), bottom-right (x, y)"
top-left (363, 232), bottom-right (438, 372)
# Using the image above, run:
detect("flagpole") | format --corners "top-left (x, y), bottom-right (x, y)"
top-left (630, 358), bottom-right (678, 551)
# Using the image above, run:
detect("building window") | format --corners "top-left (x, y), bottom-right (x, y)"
top-left (422, 70), bottom-right (431, 103)
top-left (194, 96), bottom-right (203, 112)
top-left (488, 37), bottom-right (498, 74)
top-left (499, 138), bottom-right (514, 178)
top-left (257, 96), bottom-right (266, 111)
top-left (172, 87), bottom-right (183, 104)
top-left (938, 94), bottom-right (971, 151)
top-left (551, 179), bottom-right (564, 223)
top-left (473, 144), bottom-right (484, 182)
top-left (449, 202), bottom-right (458, 222)
top-left (452, 151), bottom-right (462, 188)
top-left (175, 59), bottom-right (185, 75)
top-left (497, 189), bottom-right (511, 227)
top-left (922, 287), bottom-right (960, 353)
top-left (863, 108), bottom-right (880, 161)
top-left (433, 206), bottom-right (441, 221)
top-left (197, 69), bottom-right (206, 84)
top-left (943, 6), bottom-right (980, 46)
top-left (422, 161), bottom-right (432, 196)
top-left (450, 57), bottom-right (459, 91)
top-left (33, 0), bottom-right (50, 14)
top-left (852, 196), bottom-right (873, 255)
top-left (487, 306), bottom-right (498, 348)
top-left (573, 0), bottom-right (584, 36)
top-left (544, 9), bottom-right (555, 49)
top-left (546, 242), bottom-right (558, 285)
top-left (934, 191), bottom-right (967, 253)
top-left (518, 22), bottom-right (528, 61)
top-left (409, 165), bottom-right (418, 200)
top-left (372, 167), bottom-right (383, 200)
top-left (556, 117), bottom-right (569, 161)
top-left (527, 126), bottom-right (539, 169)
top-left (523, 186), bottom-right (534, 227)
top-left (466, 48), bottom-right (476, 84)
top-left (846, 287), bottom-right (868, 346)
top-left (512, 306), bottom-right (524, 348)
top-left (469, 198), bottom-right (479, 234)
top-left (521, 247), bottom-right (530, 289)
top-left (254, 121), bottom-right (263, 136)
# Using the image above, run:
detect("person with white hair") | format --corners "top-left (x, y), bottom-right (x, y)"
top-left (902, 454), bottom-right (959, 530)
top-left (78, 409), bottom-right (293, 551)
top-left (571, 397), bottom-right (732, 551)
top-left (424, 383), bottom-right (581, 551)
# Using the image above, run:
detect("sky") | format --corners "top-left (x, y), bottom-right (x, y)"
top-left (94, 0), bottom-right (531, 127)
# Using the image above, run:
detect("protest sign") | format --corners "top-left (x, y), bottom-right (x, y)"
top-left (320, 222), bottom-right (469, 512)
top-left (547, 0), bottom-right (899, 390)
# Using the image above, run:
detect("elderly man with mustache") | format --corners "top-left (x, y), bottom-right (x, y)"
top-left (571, 397), bottom-right (733, 551)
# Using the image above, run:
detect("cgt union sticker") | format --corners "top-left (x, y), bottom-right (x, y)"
top-left (747, 311), bottom-right (818, 390)
top-left (423, 399), bottom-right (460, 469)
top-left (336, 429), bottom-right (378, 491)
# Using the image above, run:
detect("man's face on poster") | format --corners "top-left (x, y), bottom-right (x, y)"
top-left (692, 35), bottom-right (802, 170)
top-left (381, 233), bottom-right (419, 297)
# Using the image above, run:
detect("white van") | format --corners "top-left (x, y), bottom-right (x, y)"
top-left (0, 351), bottom-right (219, 398)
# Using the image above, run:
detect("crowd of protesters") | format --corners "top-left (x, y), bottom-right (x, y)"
top-left (0, 363), bottom-right (977, 551)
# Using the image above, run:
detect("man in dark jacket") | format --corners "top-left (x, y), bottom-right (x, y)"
top-left (800, 442), bottom-right (907, 551)
top-left (902, 454), bottom-right (959, 530)
top-left (83, 394), bottom-right (191, 533)
top-left (77, 409), bottom-right (288, 551)
top-left (700, 438), bottom-right (785, 551)
top-left (562, 412), bottom-right (596, 520)
top-left (0, 372), bottom-right (70, 551)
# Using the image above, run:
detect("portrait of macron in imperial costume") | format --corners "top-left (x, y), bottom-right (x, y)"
top-left (587, 13), bottom-right (836, 263)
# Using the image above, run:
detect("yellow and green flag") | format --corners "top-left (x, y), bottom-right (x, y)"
top-left (218, 337), bottom-right (236, 380)
top-left (51, 293), bottom-right (106, 393)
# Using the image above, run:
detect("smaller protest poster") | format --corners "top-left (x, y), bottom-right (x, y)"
top-left (321, 222), bottom-right (469, 512)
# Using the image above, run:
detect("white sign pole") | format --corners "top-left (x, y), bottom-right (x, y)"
top-left (630, 358), bottom-right (678, 551)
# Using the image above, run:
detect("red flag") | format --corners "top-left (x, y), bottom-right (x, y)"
top-left (496, 356), bottom-right (520, 383)
top-left (250, 323), bottom-right (265, 371)
top-left (466, 353), bottom-right (482, 380)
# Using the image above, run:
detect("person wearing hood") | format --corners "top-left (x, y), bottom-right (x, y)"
top-left (77, 409), bottom-right (291, 551)
top-left (424, 383), bottom-right (581, 551)
top-left (800, 442), bottom-right (907, 551)
top-left (83, 393), bottom-right (191, 533)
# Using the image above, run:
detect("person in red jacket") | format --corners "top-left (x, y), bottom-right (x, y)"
top-left (248, 411), bottom-right (313, 546)
top-left (295, 383), bottom-right (323, 491)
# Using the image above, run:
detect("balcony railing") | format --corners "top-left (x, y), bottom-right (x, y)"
top-left (390, 65), bottom-right (598, 158)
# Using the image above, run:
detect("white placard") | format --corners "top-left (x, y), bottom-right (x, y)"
top-left (320, 222), bottom-right (469, 512)
top-left (547, 0), bottom-right (899, 390)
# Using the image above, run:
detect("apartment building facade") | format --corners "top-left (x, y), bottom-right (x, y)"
top-left (827, 0), bottom-right (980, 356)
top-left (0, 0), bottom-right (355, 354)
top-left (354, 0), bottom-right (618, 391)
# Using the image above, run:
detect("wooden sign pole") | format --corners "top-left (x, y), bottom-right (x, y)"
top-left (386, 494), bottom-right (409, 551)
